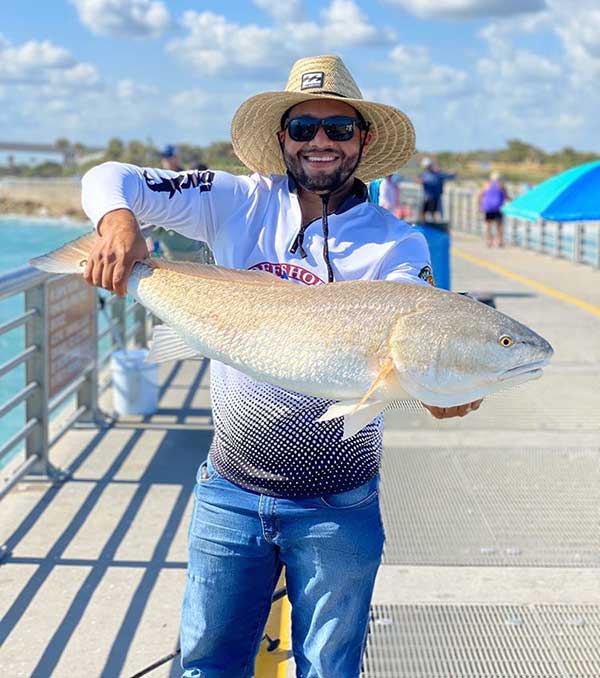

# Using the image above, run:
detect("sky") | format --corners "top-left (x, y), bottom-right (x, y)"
top-left (1, 0), bottom-right (599, 154)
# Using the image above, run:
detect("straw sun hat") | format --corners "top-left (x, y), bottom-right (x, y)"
top-left (231, 55), bottom-right (415, 183)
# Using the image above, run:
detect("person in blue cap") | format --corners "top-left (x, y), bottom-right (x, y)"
top-left (160, 144), bottom-right (184, 172)
top-left (153, 145), bottom-right (213, 261)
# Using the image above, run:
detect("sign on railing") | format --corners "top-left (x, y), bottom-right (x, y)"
top-left (47, 277), bottom-right (97, 399)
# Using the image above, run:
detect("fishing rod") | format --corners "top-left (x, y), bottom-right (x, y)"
top-left (126, 587), bottom-right (287, 677)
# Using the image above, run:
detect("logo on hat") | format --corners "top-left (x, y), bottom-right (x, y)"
top-left (301, 72), bottom-right (324, 90)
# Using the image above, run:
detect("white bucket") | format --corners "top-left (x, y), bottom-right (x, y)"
top-left (110, 349), bottom-right (159, 416)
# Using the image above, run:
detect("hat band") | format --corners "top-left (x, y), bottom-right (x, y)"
top-left (291, 89), bottom-right (350, 98)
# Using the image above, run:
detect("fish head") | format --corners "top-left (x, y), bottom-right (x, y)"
top-left (389, 292), bottom-right (554, 406)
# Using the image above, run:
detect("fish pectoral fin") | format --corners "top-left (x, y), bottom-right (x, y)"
top-left (146, 325), bottom-right (201, 363)
top-left (317, 399), bottom-right (386, 441)
top-left (356, 357), bottom-right (395, 410)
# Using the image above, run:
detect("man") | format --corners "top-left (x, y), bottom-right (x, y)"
top-left (419, 157), bottom-right (456, 222)
top-left (81, 55), bottom-right (480, 678)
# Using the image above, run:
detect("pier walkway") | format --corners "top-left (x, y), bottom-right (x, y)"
top-left (1, 229), bottom-right (599, 677)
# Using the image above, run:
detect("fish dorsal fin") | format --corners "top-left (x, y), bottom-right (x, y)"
top-left (148, 259), bottom-right (290, 286)
top-left (317, 399), bottom-right (386, 440)
top-left (29, 225), bottom-right (155, 274)
top-left (29, 230), bottom-right (99, 274)
top-left (146, 324), bottom-right (201, 363)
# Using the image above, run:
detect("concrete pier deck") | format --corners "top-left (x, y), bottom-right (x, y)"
top-left (1, 230), bottom-right (599, 677)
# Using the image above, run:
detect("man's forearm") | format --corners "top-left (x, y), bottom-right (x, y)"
top-left (97, 208), bottom-right (140, 238)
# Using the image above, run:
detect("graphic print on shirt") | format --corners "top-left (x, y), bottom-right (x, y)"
top-left (249, 261), bottom-right (325, 285)
top-left (142, 169), bottom-right (215, 199)
top-left (209, 253), bottom-right (382, 497)
top-left (418, 265), bottom-right (436, 287)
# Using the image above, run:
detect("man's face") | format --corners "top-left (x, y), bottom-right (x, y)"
top-left (279, 99), bottom-right (372, 193)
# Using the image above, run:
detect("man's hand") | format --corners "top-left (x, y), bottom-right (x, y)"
top-left (422, 399), bottom-right (483, 419)
top-left (84, 208), bottom-right (149, 296)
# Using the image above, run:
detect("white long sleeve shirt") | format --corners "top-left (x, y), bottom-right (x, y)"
top-left (82, 162), bottom-right (432, 497)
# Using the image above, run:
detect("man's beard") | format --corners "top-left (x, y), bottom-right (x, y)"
top-left (283, 148), bottom-right (358, 193)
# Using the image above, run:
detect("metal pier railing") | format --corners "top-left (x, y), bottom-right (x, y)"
top-left (0, 265), bottom-right (150, 499)
top-left (398, 181), bottom-right (600, 269)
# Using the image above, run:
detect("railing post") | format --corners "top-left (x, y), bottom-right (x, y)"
top-left (24, 282), bottom-right (49, 475)
top-left (524, 221), bottom-right (531, 249)
top-left (76, 294), bottom-right (99, 422)
top-left (573, 224), bottom-right (583, 263)
top-left (111, 295), bottom-right (126, 349)
top-left (509, 218), bottom-right (517, 246)
top-left (134, 303), bottom-right (148, 348)
top-left (540, 220), bottom-right (546, 253)
top-left (556, 222), bottom-right (562, 258)
top-left (473, 192), bottom-right (479, 235)
top-left (596, 225), bottom-right (600, 269)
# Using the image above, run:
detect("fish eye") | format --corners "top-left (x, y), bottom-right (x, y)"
top-left (499, 335), bottom-right (514, 347)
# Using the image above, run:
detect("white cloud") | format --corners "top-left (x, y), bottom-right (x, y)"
top-left (385, 0), bottom-right (546, 19)
top-left (72, 0), bottom-right (170, 38)
top-left (253, 0), bottom-right (304, 24)
top-left (168, 1), bottom-right (392, 78)
top-left (171, 88), bottom-right (222, 113)
top-left (384, 45), bottom-right (470, 102)
top-left (48, 62), bottom-right (101, 89)
top-left (322, 0), bottom-right (393, 46)
top-left (0, 38), bottom-right (101, 90)
top-left (544, 1), bottom-right (600, 86)
top-left (477, 49), bottom-right (561, 88)
top-left (116, 79), bottom-right (159, 99)
top-left (0, 40), bottom-right (74, 82)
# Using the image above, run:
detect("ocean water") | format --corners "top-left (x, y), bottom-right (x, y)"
top-left (0, 216), bottom-right (90, 469)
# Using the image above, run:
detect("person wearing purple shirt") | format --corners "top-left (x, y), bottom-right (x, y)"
top-left (479, 172), bottom-right (509, 247)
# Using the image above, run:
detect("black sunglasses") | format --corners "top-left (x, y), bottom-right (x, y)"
top-left (284, 115), bottom-right (368, 142)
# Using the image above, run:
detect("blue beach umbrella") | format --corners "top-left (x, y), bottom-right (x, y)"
top-left (502, 160), bottom-right (600, 222)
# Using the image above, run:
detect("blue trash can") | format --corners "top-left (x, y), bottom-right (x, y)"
top-left (412, 221), bottom-right (451, 290)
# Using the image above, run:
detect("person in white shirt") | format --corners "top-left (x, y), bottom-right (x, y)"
top-left (81, 54), bottom-right (481, 678)
top-left (378, 173), bottom-right (401, 214)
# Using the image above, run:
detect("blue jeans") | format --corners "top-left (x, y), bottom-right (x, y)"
top-left (180, 456), bottom-right (385, 678)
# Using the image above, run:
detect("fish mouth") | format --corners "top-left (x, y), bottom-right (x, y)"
top-left (499, 358), bottom-right (551, 382)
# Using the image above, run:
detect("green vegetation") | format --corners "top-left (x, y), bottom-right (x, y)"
top-left (428, 139), bottom-right (600, 182)
top-left (1, 137), bottom-right (598, 182)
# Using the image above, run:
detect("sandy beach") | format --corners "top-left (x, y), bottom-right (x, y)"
top-left (0, 177), bottom-right (86, 220)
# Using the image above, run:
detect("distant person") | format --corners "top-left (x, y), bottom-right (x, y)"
top-left (378, 174), bottom-right (401, 215)
top-left (153, 147), bottom-right (213, 262)
top-left (160, 144), bottom-right (184, 172)
top-left (419, 157), bottom-right (456, 222)
top-left (479, 171), bottom-right (509, 247)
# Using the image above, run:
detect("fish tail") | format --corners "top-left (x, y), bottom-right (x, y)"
top-left (29, 231), bottom-right (98, 274)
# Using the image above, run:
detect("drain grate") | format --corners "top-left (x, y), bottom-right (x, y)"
top-left (363, 604), bottom-right (600, 678)
top-left (380, 447), bottom-right (600, 567)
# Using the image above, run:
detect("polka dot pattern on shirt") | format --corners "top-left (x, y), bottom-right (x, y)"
top-left (209, 362), bottom-right (382, 498)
